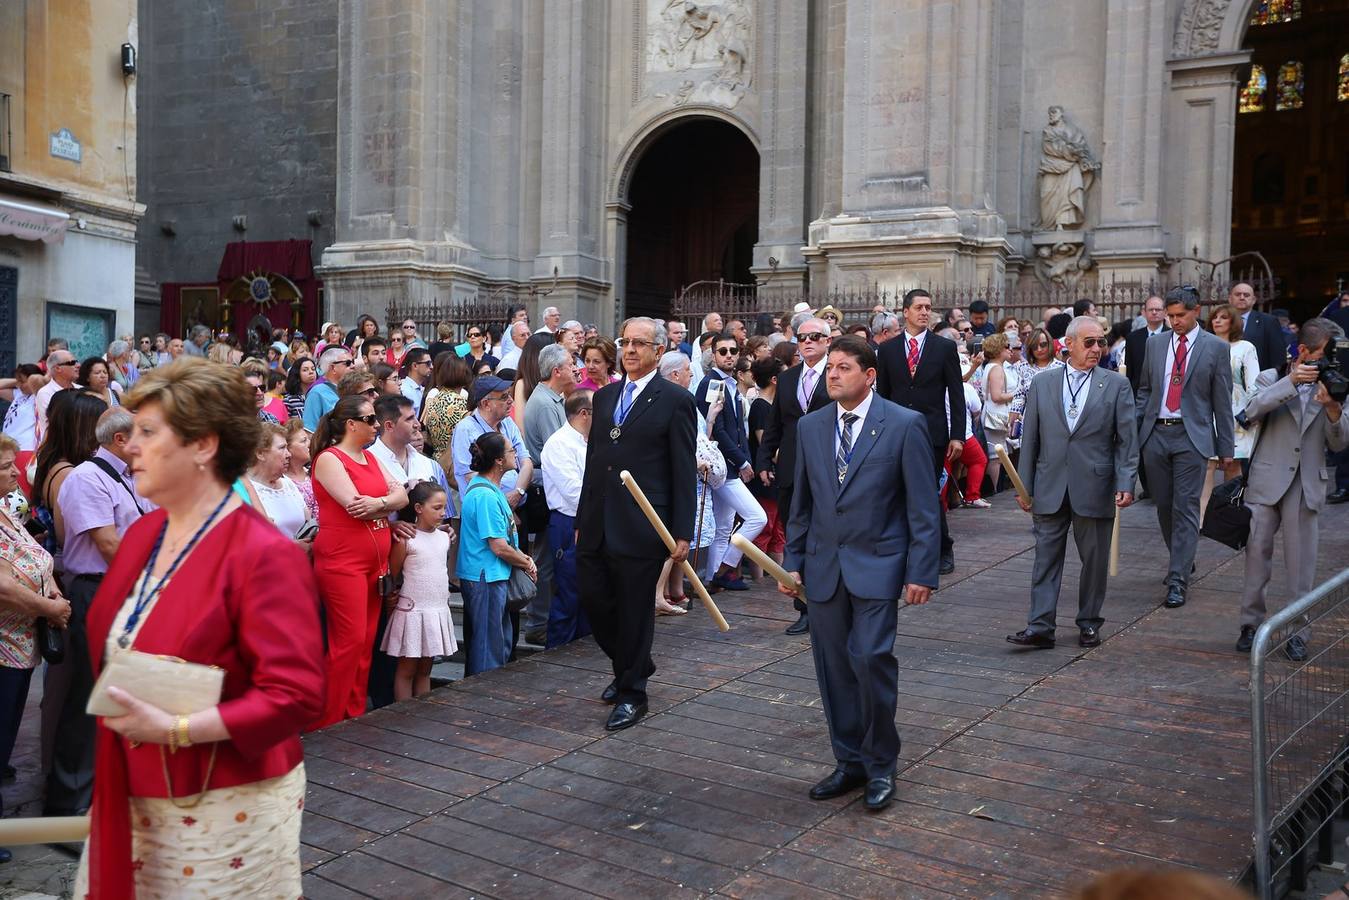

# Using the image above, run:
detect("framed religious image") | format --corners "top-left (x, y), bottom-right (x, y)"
top-left (179, 285), bottom-right (220, 336)
top-left (45, 301), bottom-right (115, 362)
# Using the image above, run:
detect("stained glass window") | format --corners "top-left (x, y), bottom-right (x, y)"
top-left (1339, 54), bottom-right (1349, 102)
top-left (1240, 65), bottom-right (1268, 113)
top-left (1249, 0), bottom-right (1301, 26)
top-left (1276, 61), bottom-right (1304, 110)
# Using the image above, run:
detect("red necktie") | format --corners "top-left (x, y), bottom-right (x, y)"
top-left (907, 337), bottom-right (920, 376)
top-left (1165, 333), bottom-right (1187, 411)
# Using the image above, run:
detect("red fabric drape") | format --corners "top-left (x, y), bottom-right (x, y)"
top-left (156, 241), bottom-right (321, 339)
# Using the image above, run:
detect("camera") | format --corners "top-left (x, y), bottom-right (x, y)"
top-left (1311, 336), bottom-right (1349, 403)
top-left (967, 338), bottom-right (983, 357)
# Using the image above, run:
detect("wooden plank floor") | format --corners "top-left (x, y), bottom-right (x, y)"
top-left (300, 497), bottom-right (1349, 898)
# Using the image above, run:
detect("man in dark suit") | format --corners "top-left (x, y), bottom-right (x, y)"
top-left (756, 316), bottom-right (831, 634)
top-left (876, 289), bottom-right (965, 574)
top-left (1123, 294), bottom-right (1167, 396)
top-left (782, 335), bottom-right (940, 811)
top-left (1229, 282), bottom-right (1288, 376)
top-left (1136, 286), bottom-right (1235, 609)
top-left (1007, 316), bottom-right (1138, 650)
top-left (576, 317), bottom-right (696, 731)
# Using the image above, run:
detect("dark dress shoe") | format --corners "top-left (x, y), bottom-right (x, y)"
top-left (1285, 635), bottom-right (1308, 662)
top-left (1236, 625), bottom-right (1256, 653)
top-left (808, 768), bottom-right (867, 800)
top-left (785, 613), bottom-right (810, 635)
top-left (1164, 584), bottom-right (1186, 608)
top-left (864, 776), bottom-right (896, 811)
top-left (1327, 488), bottom-right (1349, 504)
top-left (600, 680), bottom-right (618, 704)
top-left (0, 847), bottom-right (11, 864)
top-left (2, 764), bottom-right (14, 781)
top-left (605, 701), bottom-right (648, 731)
top-left (1078, 627), bottom-right (1100, 648)
top-left (712, 573), bottom-right (750, 591)
top-left (1006, 629), bottom-right (1055, 649)
top-left (939, 554), bottom-right (955, 575)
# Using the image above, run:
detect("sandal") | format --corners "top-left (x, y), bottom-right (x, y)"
top-left (655, 597), bottom-right (688, 616)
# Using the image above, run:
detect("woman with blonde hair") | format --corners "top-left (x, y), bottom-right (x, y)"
top-left (313, 321), bottom-right (346, 358)
top-left (979, 332), bottom-right (1018, 493)
top-left (76, 357), bottom-right (324, 897)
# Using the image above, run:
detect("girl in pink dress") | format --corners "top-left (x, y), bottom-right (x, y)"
top-left (382, 482), bottom-right (457, 700)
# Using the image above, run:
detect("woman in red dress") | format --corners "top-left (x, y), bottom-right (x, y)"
top-left (310, 395), bottom-right (408, 727)
top-left (78, 358), bottom-right (324, 898)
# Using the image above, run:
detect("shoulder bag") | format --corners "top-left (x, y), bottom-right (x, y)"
top-left (465, 482), bottom-right (537, 611)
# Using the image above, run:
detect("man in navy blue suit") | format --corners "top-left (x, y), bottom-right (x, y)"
top-left (782, 335), bottom-right (941, 812)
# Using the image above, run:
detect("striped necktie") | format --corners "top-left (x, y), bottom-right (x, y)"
top-left (907, 338), bottom-right (920, 376)
top-left (837, 412), bottom-right (858, 483)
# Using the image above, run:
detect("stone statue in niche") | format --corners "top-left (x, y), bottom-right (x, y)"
top-left (648, 0), bottom-right (752, 108)
top-left (1037, 106), bottom-right (1100, 231)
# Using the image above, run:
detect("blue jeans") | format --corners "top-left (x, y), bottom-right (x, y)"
top-left (546, 512), bottom-right (590, 649)
top-left (461, 576), bottom-right (511, 676)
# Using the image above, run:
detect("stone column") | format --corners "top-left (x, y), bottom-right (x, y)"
top-left (750, 0), bottom-right (810, 296)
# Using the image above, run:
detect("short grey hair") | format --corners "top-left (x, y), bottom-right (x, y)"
top-left (1065, 315), bottom-right (1103, 339)
top-left (106, 339), bottom-right (130, 360)
top-left (1164, 285), bottom-right (1201, 310)
top-left (317, 345), bottom-right (348, 375)
top-left (1299, 317), bottom-right (1342, 352)
top-left (190, 324), bottom-right (211, 340)
top-left (510, 321), bottom-right (530, 338)
top-left (560, 319), bottom-right (583, 333)
top-left (794, 316), bottom-right (829, 335)
top-left (620, 316), bottom-right (667, 351)
top-left (870, 311), bottom-right (900, 335)
top-left (937, 327), bottom-right (960, 342)
top-left (544, 306), bottom-right (560, 317)
top-left (658, 350), bottom-right (689, 378)
top-left (95, 407), bottom-right (135, 445)
top-left (537, 343), bottom-right (573, 377)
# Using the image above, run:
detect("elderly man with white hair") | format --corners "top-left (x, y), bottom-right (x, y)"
top-left (498, 320), bottom-right (531, 372)
top-left (536, 306), bottom-right (562, 334)
top-left (302, 345), bottom-right (355, 430)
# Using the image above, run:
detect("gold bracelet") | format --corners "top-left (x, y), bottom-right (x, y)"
top-left (166, 724), bottom-right (178, 754)
top-left (176, 716), bottom-right (193, 749)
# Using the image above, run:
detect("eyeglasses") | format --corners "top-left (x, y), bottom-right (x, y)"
top-left (1077, 337), bottom-right (1108, 348)
top-left (467, 332), bottom-right (482, 338)
top-left (251, 385), bottom-right (265, 394)
top-left (616, 338), bottom-right (656, 350)
top-left (798, 332), bottom-right (829, 343)
top-left (361, 387), bottom-right (380, 398)
top-left (354, 413), bottom-right (378, 425)
top-left (402, 324), bottom-right (416, 331)
top-left (53, 360), bottom-right (78, 367)
top-left (959, 325), bottom-right (974, 333)
top-left (416, 359), bottom-right (433, 367)
top-left (331, 359), bottom-right (353, 368)
top-left (715, 347), bottom-right (739, 356)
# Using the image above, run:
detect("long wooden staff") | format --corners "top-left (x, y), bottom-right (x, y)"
top-left (731, 533), bottom-right (801, 600)
top-left (620, 471), bottom-right (730, 632)
top-left (994, 444), bottom-right (1032, 507)
top-left (0, 816), bottom-right (88, 844)
top-left (1109, 504), bottom-right (1122, 577)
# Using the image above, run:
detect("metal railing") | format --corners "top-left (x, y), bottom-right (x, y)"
top-left (383, 299), bottom-right (519, 343)
top-left (1250, 567), bottom-right (1349, 900)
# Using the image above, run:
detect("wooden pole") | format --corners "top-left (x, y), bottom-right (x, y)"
top-left (731, 534), bottom-right (802, 600)
top-left (994, 444), bottom-right (1032, 507)
top-left (0, 816), bottom-right (88, 845)
top-left (1109, 504), bottom-right (1121, 577)
top-left (619, 471), bottom-right (730, 632)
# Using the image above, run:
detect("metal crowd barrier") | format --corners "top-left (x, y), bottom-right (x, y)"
top-left (1250, 567), bottom-right (1349, 900)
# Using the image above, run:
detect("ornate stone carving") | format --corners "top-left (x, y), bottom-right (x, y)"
top-left (647, 0), bottom-right (753, 109)
top-left (1172, 0), bottom-right (1234, 57)
top-left (1033, 235), bottom-right (1093, 290)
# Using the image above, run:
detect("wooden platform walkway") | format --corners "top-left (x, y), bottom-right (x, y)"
top-left (298, 498), bottom-right (1349, 899)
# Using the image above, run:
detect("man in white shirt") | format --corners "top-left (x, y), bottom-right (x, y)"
top-left (35, 349), bottom-right (80, 445)
top-left (400, 347), bottom-right (432, 414)
top-left (540, 390), bottom-right (593, 649)
top-left (497, 320), bottom-right (531, 372)
top-left (369, 394), bottom-right (437, 490)
top-left (535, 306), bottom-right (562, 334)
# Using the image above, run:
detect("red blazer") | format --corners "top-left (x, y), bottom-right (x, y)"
top-left (85, 504), bottom-right (324, 899)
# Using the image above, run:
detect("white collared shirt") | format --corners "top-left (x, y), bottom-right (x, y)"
top-left (834, 391), bottom-right (874, 457)
top-left (902, 328), bottom-right (928, 361)
top-left (620, 366), bottom-right (660, 409)
top-left (798, 357), bottom-right (827, 409)
top-left (368, 437), bottom-right (436, 493)
top-left (541, 423), bottom-right (587, 517)
top-left (1062, 363), bottom-right (1094, 431)
top-left (1158, 324), bottom-right (1198, 418)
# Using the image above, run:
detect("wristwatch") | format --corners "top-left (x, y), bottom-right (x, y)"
top-left (514, 487), bottom-right (527, 497)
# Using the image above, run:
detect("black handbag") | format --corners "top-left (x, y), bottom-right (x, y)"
top-left (36, 618), bottom-right (64, 665)
top-left (1200, 476), bottom-right (1251, 550)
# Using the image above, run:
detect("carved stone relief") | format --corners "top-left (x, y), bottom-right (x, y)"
top-left (647, 0), bottom-right (753, 109)
top-left (1033, 106), bottom-right (1099, 289)
top-left (1172, 0), bottom-right (1235, 57)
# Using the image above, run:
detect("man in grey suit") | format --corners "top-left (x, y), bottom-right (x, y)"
top-left (1136, 286), bottom-right (1235, 609)
top-left (1237, 318), bottom-right (1348, 660)
top-left (1007, 316), bottom-right (1139, 650)
top-left (782, 335), bottom-right (941, 812)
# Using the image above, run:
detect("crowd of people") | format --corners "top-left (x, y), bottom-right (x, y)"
top-left (0, 285), bottom-right (1345, 893)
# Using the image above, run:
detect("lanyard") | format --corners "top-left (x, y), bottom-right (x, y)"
top-left (119, 491), bottom-right (231, 648)
top-left (1066, 370), bottom-right (1089, 413)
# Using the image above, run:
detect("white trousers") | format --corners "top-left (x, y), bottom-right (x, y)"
top-left (708, 475), bottom-right (767, 575)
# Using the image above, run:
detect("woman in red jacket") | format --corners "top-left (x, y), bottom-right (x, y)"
top-left (76, 358), bottom-right (325, 899)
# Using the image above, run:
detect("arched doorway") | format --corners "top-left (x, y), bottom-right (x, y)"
top-left (1230, 0), bottom-right (1349, 316)
top-left (623, 118), bottom-right (759, 320)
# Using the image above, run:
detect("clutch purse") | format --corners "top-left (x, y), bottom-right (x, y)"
top-left (35, 618), bottom-right (64, 665)
top-left (86, 650), bottom-right (225, 718)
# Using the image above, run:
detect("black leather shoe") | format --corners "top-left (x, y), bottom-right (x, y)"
top-left (785, 613), bottom-right (809, 635)
top-left (1078, 627), bottom-right (1100, 648)
top-left (1236, 625), bottom-right (1256, 653)
top-left (1164, 584), bottom-right (1186, 608)
top-left (864, 776), bottom-right (896, 811)
top-left (1006, 629), bottom-right (1054, 649)
top-left (939, 554), bottom-right (955, 575)
top-left (808, 768), bottom-right (867, 801)
top-left (0, 847), bottom-right (11, 864)
top-left (1327, 488), bottom-right (1349, 504)
top-left (605, 701), bottom-right (647, 731)
top-left (1285, 635), bottom-right (1308, 662)
top-left (600, 681), bottom-right (618, 704)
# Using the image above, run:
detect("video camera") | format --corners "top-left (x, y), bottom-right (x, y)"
top-left (1312, 336), bottom-right (1349, 403)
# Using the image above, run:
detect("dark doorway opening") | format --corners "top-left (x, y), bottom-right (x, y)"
top-left (1231, 0), bottom-right (1349, 317)
top-left (624, 118), bottom-right (759, 321)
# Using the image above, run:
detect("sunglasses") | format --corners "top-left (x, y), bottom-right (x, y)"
top-left (331, 359), bottom-right (353, 367)
top-left (715, 347), bottom-right (739, 356)
top-left (53, 360), bottom-right (78, 367)
top-left (798, 332), bottom-right (829, 343)
top-left (1078, 337), bottom-right (1108, 348)
top-left (354, 413), bottom-right (378, 425)
top-left (467, 332), bottom-right (483, 338)
top-left (361, 387), bottom-right (380, 398)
